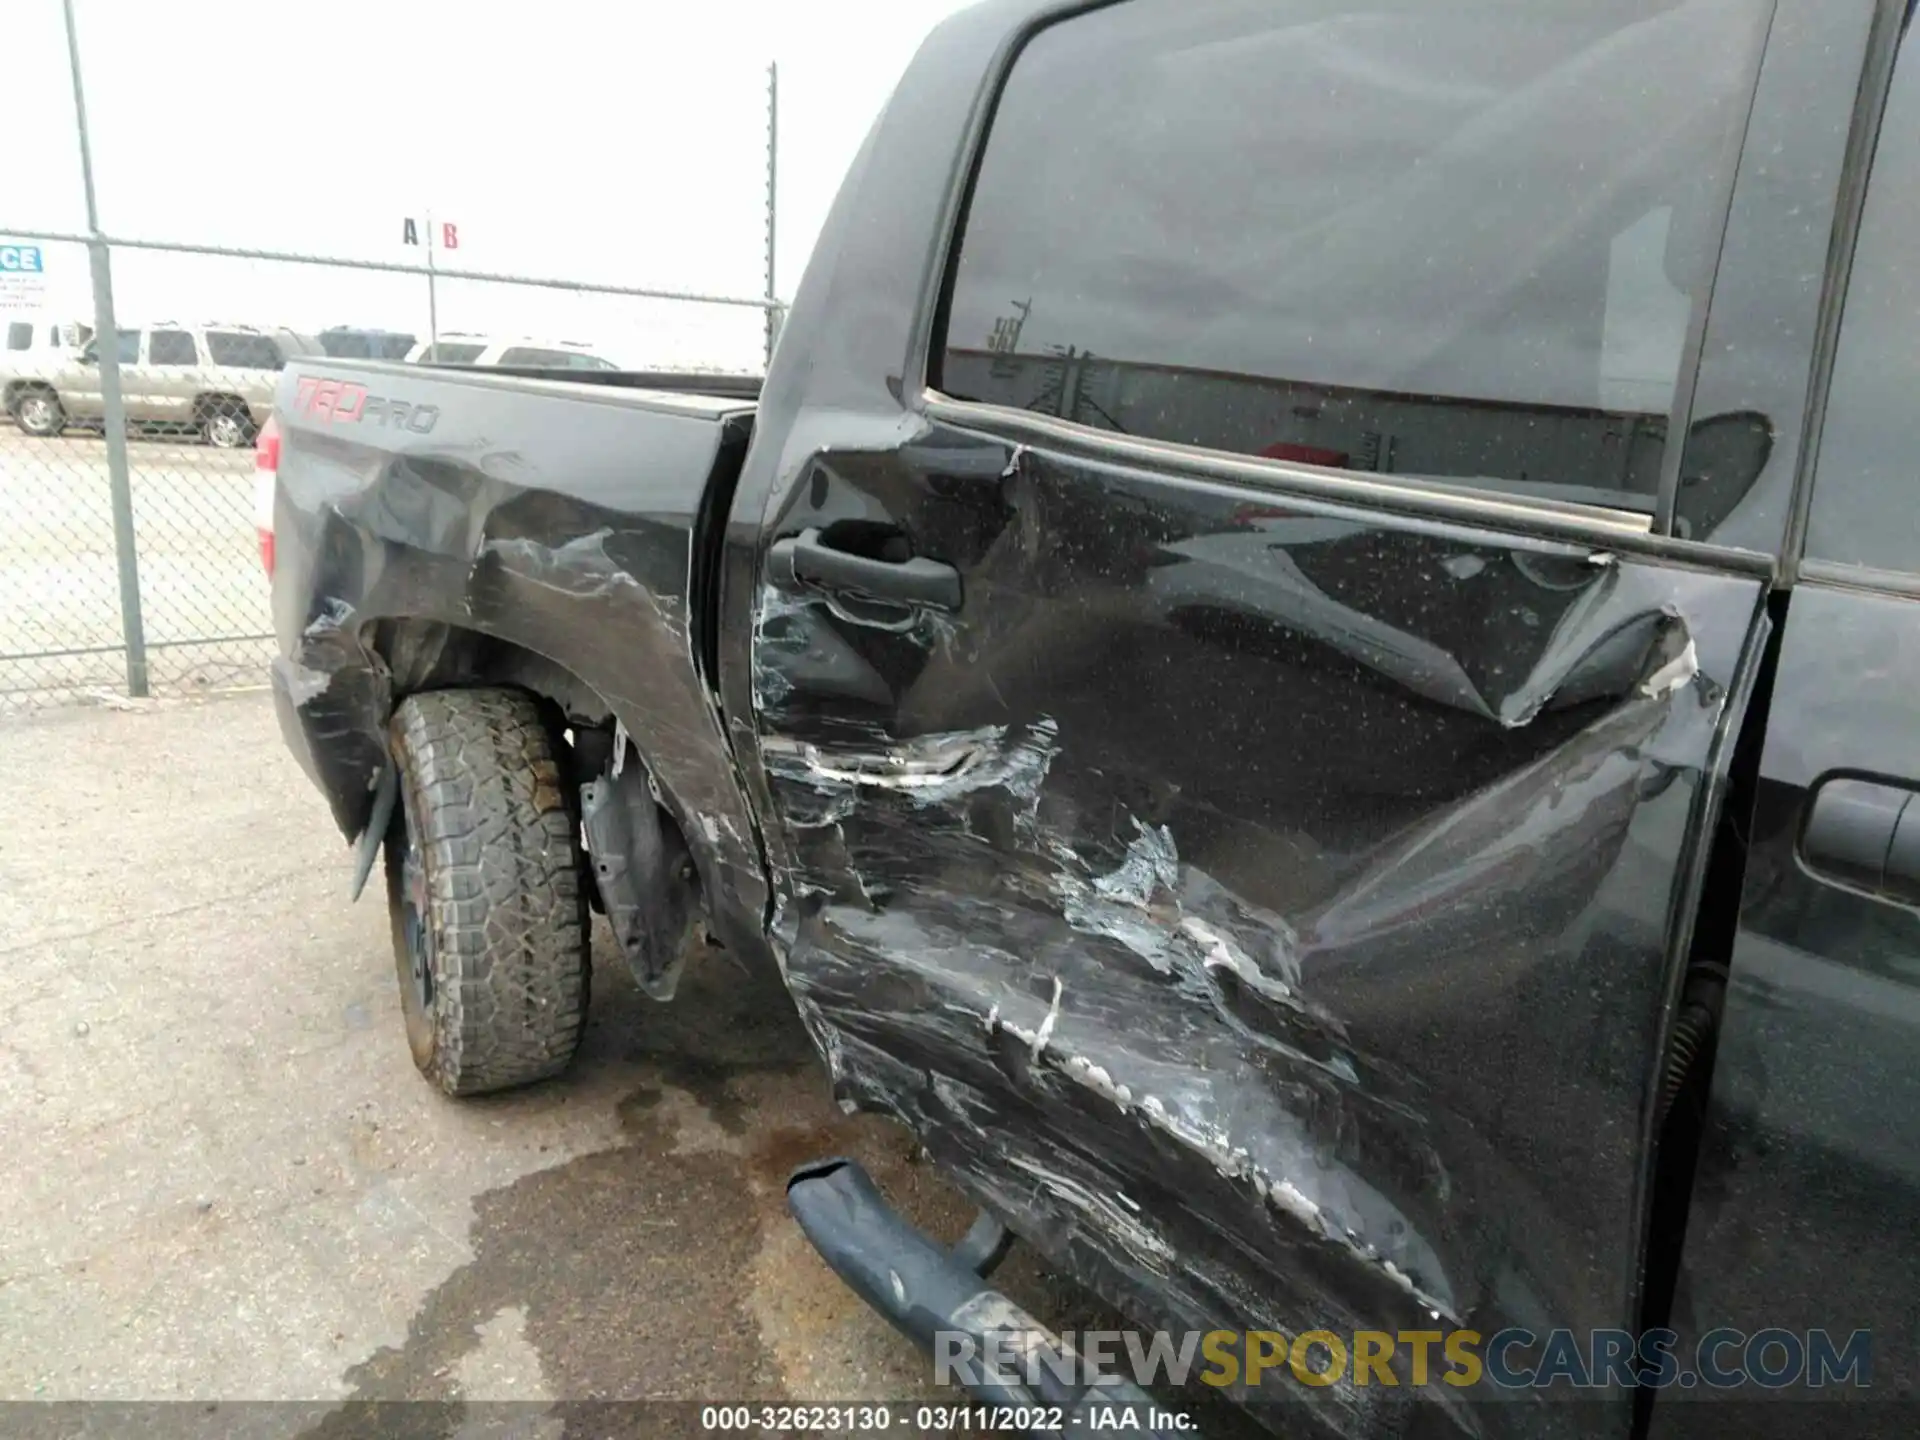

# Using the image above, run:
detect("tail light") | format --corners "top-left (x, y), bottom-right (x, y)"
top-left (1257, 441), bottom-right (1350, 468)
top-left (254, 414), bottom-right (280, 576)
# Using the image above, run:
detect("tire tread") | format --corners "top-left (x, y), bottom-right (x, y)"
top-left (389, 687), bottom-right (588, 1095)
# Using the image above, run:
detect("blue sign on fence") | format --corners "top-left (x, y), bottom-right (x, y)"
top-left (0, 245), bottom-right (46, 273)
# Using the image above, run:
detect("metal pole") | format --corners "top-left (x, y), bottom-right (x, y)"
top-left (426, 208), bottom-right (440, 347)
top-left (62, 0), bottom-right (147, 697)
top-left (764, 61), bottom-right (779, 369)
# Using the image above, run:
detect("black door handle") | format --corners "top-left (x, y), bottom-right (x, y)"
top-left (1802, 776), bottom-right (1920, 905)
top-left (769, 528), bottom-right (962, 611)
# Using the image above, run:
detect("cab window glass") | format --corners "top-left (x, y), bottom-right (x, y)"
top-left (938, 0), bottom-right (1772, 519)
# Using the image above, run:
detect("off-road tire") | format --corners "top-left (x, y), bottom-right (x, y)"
top-left (384, 687), bottom-right (589, 1096)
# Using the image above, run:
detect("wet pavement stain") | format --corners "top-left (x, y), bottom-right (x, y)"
top-left (298, 944), bottom-right (927, 1440)
top-left (615, 1053), bottom-right (769, 1139)
top-left (311, 1132), bottom-right (777, 1433)
top-left (288, 941), bottom-right (1271, 1440)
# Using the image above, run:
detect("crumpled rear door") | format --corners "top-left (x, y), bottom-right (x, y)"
top-left (746, 429), bottom-right (1767, 1436)
top-left (733, 0), bottom-right (1791, 1432)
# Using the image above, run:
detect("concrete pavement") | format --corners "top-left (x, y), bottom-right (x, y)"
top-left (0, 692), bottom-right (1113, 1412)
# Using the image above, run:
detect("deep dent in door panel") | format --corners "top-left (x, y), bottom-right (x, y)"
top-left (749, 440), bottom-right (1763, 1436)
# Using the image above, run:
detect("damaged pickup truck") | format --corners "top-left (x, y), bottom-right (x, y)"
top-left (265, 0), bottom-right (1920, 1434)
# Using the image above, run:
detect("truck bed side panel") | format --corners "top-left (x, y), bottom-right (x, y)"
top-left (269, 362), bottom-right (767, 940)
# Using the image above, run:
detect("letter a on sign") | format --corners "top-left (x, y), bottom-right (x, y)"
top-left (402, 218), bottom-right (419, 246)
top-left (441, 223), bottom-right (459, 251)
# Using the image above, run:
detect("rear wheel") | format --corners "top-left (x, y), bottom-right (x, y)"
top-left (199, 397), bottom-right (254, 449)
top-left (11, 388), bottom-right (64, 438)
top-left (384, 687), bottom-right (590, 1096)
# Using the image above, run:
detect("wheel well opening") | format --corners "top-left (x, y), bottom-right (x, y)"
top-left (370, 618), bottom-right (615, 728)
top-left (368, 617), bottom-right (700, 903)
top-left (6, 380), bottom-right (56, 406)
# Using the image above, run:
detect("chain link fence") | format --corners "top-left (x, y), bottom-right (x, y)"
top-left (2, 3), bottom-right (780, 715)
top-left (0, 420), bottom-right (270, 710)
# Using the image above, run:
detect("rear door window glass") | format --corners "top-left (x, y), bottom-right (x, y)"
top-left (420, 342), bottom-right (485, 364)
top-left (938, 0), bottom-right (1773, 519)
top-left (494, 347), bottom-right (614, 369)
top-left (206, 331), bottom-right (285, 369)
top-left (1804, 24), bottom-right (1920, 574)
top-left (497, 347), bottom-right (576, 367)
top-left (319, 331), bottom-right (374, 359)
top-left (320, 330), bottom-right (417, 360)
top-left (6, 322), bottom-right (30, 351)
top-left (148, 330), bottom-right (198, 365)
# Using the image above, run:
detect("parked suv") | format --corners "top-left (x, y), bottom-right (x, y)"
top-left (6, 323), bottom-right (316, 447)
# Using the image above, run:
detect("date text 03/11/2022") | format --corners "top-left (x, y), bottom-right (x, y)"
top-left (697, 1403), bottom-right (1196, 1432)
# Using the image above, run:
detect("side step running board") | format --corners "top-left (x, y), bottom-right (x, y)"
top-left (786, 1157), bottom-right (1192, 1439)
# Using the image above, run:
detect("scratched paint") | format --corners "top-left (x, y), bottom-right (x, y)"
top-left (750, 432), bottom-right (1768, 1439)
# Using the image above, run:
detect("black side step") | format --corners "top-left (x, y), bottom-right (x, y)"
top-left (786, 1158), bottom-right (1192, 1439)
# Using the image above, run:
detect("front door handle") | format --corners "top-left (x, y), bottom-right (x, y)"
top-left (1802, 776), bottom-right (1920, 905)
top-left (769, 528), bottom-right (962, 611)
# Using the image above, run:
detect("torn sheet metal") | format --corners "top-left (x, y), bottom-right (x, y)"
top-left (749, 431), bottom-right (1769, 1439)
top-left (580, 759), bottom-right (699, 1000)
top-left (267, 387), bottom-right (769, 946)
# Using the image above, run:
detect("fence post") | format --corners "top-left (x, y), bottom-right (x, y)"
top-left (426, 207), bottom-right (440, 348)
top-left (764, 60), bottom-right (779, 370)
top-left (63, 0), bottom-right (148, 698)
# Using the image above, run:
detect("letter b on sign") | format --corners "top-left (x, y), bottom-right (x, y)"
top-left (0, 245), bottom-right (45, 272)
top-left (441, 223), bottom-right (459, 251)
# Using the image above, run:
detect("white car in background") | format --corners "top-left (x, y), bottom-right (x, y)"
top-left (403, 334), bottom-right (620, 371)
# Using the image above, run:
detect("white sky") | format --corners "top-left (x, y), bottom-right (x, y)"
top-left (2, 0), bottom-right (973, 369)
